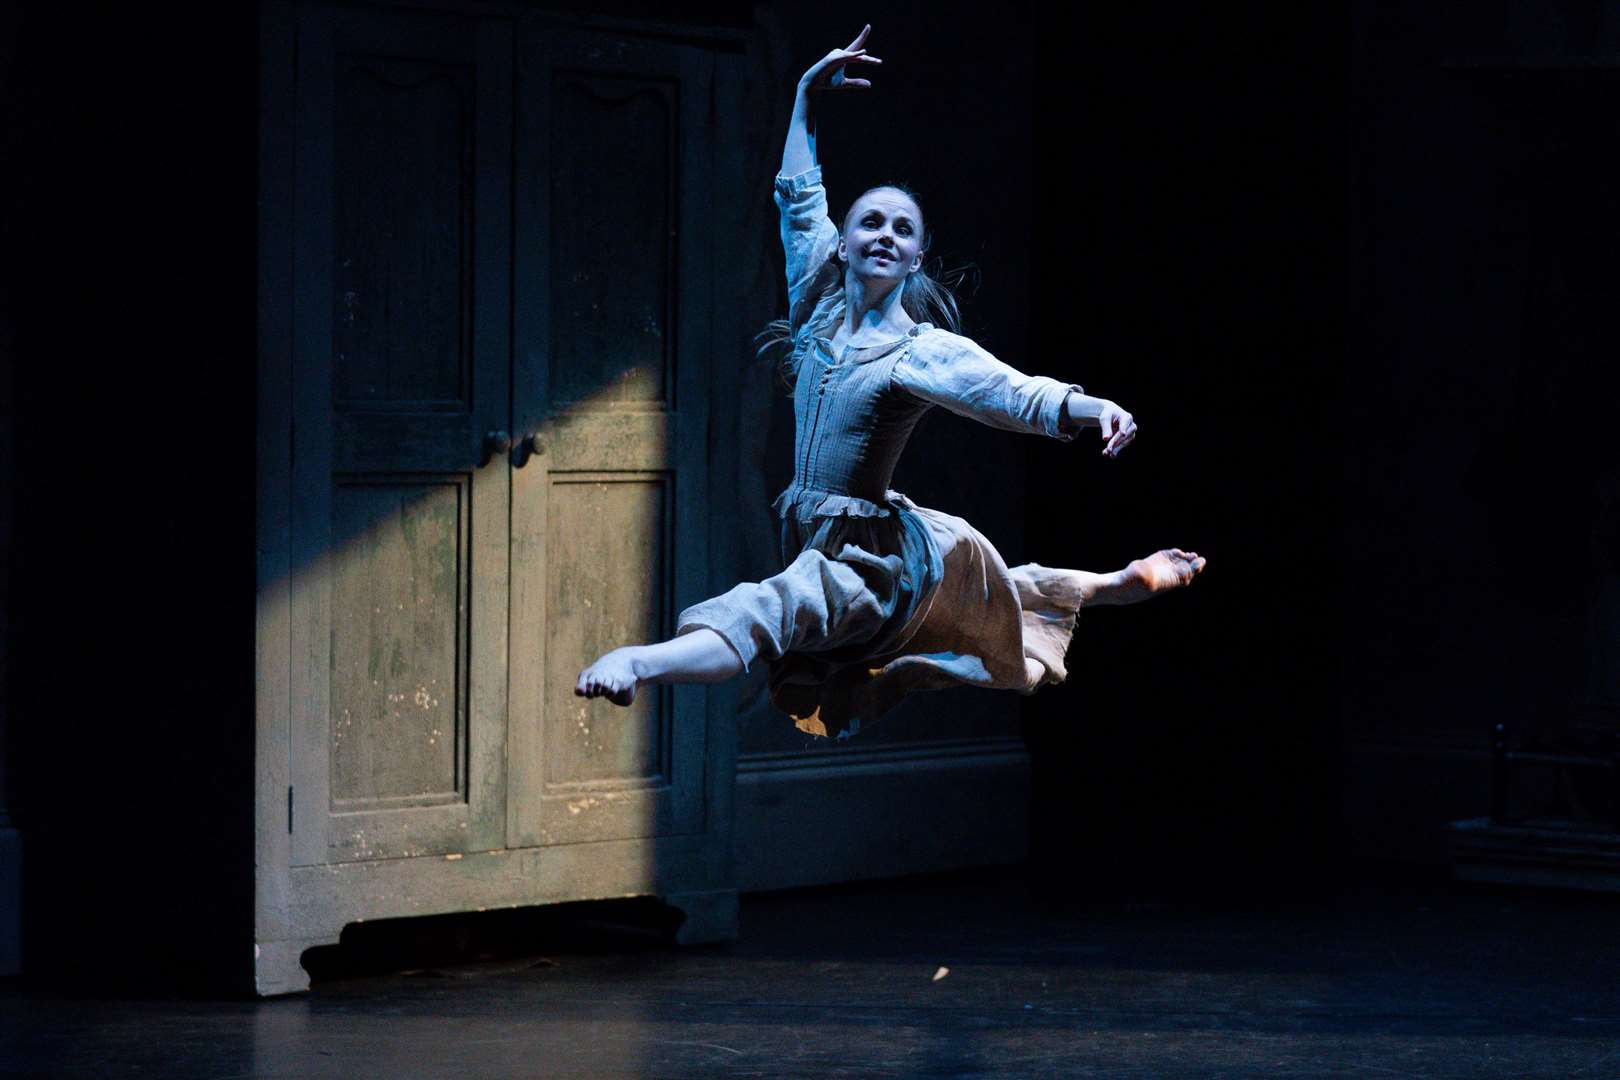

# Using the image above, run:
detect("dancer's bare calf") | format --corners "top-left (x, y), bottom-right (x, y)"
top-left (575, 628), bottom-right (741, 706)
top-left (576, 550), bottom-right (1206, 707)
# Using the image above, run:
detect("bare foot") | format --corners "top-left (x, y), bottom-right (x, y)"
top-left (1101, 548), bottom-right (1207, 606)
top-left (576, 647), bottom-right (642, 706)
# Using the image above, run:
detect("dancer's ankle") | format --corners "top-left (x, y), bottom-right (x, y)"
top-left (1089, 568), bottom-right (1130, 606)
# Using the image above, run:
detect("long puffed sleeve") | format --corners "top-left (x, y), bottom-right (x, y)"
top-left (774, 167), bottom-right (840, 315)
top-left (892, 329), bottom-right (1084, 441)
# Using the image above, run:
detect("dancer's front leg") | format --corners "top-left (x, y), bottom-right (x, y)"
top-left (1081, 548), bottom-right (1207, 607)
top-left (576, 628), bottom-right (744, 707)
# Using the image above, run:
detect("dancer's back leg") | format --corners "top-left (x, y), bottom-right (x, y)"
top-left (576, 545), bottom-right (896, 707)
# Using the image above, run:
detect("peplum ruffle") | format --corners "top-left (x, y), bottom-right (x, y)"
top-left (771, 484), bottom-right (894, 522)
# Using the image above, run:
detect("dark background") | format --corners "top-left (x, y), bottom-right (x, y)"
top-left (1024, 4), bottom-right (1349, 899)
top-left (4, 0), bottom-right (1617, 981)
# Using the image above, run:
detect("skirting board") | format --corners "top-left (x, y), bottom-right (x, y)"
top-left (1447, 817), bottom-right (1620, 893)
top-left (736, 737), bottom-right (1031, 894)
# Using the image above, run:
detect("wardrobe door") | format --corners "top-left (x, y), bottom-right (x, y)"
top-left (506, 25), bottom-right (715, 849)
top-left (287, 7), bottom-right (513, 867)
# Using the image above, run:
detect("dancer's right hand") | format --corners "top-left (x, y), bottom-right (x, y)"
top-left (799, 24), bottom-right (883, 93)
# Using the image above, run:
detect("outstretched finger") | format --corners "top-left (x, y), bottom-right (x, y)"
top-left (844, 23), bottom-right (872, 52)
top-left (827, 50), bottom-right (881, 75)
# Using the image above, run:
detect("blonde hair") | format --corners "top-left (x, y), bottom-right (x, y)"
top-left (757, 184), bottom-right (967, 390)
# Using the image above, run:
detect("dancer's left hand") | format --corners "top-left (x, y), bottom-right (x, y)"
top-left (1099, 401), bottom-right (1137, 458)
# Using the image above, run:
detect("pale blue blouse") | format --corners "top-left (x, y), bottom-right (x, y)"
top-left (771, 165), bottom-right (1084, 525)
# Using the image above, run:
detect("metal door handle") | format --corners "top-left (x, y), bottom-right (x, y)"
top-left (512, 432), bottom-right (545, 468)
top-left (481, 430), bottom-right (511, 466)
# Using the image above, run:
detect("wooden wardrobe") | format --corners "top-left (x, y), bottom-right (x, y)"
top-left (255, 1), bottom-right (746, 994)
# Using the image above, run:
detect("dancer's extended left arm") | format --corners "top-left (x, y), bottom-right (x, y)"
top-left (1063, 391), bottom-right (1137, 458)
top-left (894, 331), bottom-right (1138, 457)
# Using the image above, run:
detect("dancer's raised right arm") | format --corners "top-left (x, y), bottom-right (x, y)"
top-left (780, 24), bottom-right (881, 178)
top-left (776, 28), bottom-right (882, 312)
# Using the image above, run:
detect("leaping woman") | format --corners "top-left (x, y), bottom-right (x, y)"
top-left (578, 25), bottom-right (1205, 738)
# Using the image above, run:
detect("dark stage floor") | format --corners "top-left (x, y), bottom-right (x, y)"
top-left (4, 865), bottom-right (1620, 1078)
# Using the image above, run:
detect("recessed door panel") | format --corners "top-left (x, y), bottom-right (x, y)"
top-left (549, 75), bottom-right (674, 407)
top-left (333, 56), bottom-right (473, 409)
top-left (543, 474), bottom-right (672, 788)
top-left (330, 478), bottom-right (466, 809)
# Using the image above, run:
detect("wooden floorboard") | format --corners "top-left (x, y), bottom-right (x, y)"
top-left (5, 863), bottom-right (1620, 1078)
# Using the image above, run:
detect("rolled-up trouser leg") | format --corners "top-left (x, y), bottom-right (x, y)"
top-left (1006, 563), bottom-right (1086, 690)
top-left (674, 544), bottom-right (902, 674)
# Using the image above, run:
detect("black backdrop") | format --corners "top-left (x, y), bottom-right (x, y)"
top-left (1022, 5), bottom-right (1348, 900)
top-left (23, 0), bottom-right (1618, 980)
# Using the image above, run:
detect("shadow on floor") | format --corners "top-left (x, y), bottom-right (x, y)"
top-left (4, 860), bottom-right (1620, 1078)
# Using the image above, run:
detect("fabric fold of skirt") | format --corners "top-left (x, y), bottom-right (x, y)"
top-left (675, 492), bottom-right (1084, 739)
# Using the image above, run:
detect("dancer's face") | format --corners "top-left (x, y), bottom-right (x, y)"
top-left (839, 188), bottom-right (924, 281)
